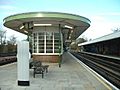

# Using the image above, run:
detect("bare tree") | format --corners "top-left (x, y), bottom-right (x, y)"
top-left (76, 37), bottom-right (87, 44)
top-left (7, 35), bottom-right (17, 45)
top-left (69, 37), bottom-right (87, 52)
top-left (0, 30), bottom-right (6, 45)
top-left (112, 27), bottom-right (120, 32)
top-left (7, 35), bottom-right (17, 53)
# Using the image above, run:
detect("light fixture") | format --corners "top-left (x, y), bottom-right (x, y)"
top-left (24, 30), bottom-right (28, 33)
top-left (20, 25), bottom-right (24, 29)
top-left (64, 25), bottom-right (73, 29)
top-left (69, 36), bottom-right (71, 39)
top-left (34, 24), bottom-right (52, 26)
top-left (71, 30), bottom-right (73, 33)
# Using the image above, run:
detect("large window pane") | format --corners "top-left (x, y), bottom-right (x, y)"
top-left (54, 33), bottom-right (61, 53)
top-left (46, 32), bottom-right (53, 53)
top-left (38, 32), bottom-right (44, 53)
top-left (33, 33), bottom-right (37, 53)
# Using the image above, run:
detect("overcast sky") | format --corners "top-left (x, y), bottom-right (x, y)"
top-left (0, 0), bottom-right (120, 40)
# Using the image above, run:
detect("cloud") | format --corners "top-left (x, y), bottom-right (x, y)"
top-left (0, 0), bottom-right (13, 5)
top-left (99, 12), bottom-right (120, 16)
top-left (0, 5), bottom-right (27, 16)
top-left (90, 16), bottom-right (106, 22)
top-left (76, 12), bottom-right (120, 40)
top-left (0, 5), bottom-right (16, 10)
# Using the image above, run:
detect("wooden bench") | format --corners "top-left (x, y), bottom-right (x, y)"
top-left (32, 61), bottom-right (49, 78)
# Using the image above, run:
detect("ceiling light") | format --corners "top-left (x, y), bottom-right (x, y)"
top-left (71, 30), bottom-right (73, 33)
top-left (69, 36), bottom-right (71, 39)
top-left (34, 24), bottom-right (52, 26)
top-left (24, 30), bottom-right (28, 33)
top-left (64, 25), bottom-right (73, 29)
top-left (20, 25), bottom-right (24, 29)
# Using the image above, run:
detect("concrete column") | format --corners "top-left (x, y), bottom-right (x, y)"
top-left (17, 41), bottom-right (30, 86)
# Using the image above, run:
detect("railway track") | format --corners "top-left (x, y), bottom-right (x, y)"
top-left (71, 52), bottom-right (120, 89)
top-left (0, 56), bottom-right (17, 66)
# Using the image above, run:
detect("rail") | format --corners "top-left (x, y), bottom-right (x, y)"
top-left (71, 52), bottom-right (120, 89)
top-left (0, 56), bottom-right (17, 66)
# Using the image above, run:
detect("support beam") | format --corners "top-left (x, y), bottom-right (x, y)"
top-left (59, 24), bottom-right (62, 67)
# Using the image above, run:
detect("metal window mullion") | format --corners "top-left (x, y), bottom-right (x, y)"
top-left (37, 33), bottom-right (39, 53)
top-left (44, 32), bottom-right (46, 53)
top-left (61, 33), bottom-right (63, 54)
top-left (32, 33), bottom-right (34, 53)
top-left (53, 32), bottom-right (54, 53)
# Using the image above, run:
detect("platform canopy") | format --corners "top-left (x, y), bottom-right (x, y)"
top-left (3, 12), bottom-right (90, 46)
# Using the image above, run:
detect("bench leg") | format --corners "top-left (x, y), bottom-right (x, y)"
top-left (46, 68), bottom-right (48, 73)
top-left (33, 68), bottom-right (36, 78)
top-left (33, 71), bottom-right (35, 78)
top-left (42, 72), bottom-right (44, 78)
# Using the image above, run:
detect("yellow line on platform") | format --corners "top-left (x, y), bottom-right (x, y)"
top-left (90, 71), bottom-right (112, 90)
top-left (69, 52), bottom-right (112, 90)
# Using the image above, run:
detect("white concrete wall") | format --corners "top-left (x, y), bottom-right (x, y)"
top-left (17, 41), bottom-right (29, 83)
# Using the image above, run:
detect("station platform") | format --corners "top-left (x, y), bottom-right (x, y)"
top-left (0, 52), bottom-right (111, 90)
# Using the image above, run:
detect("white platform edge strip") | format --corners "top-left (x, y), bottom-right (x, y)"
top-left (68, 52), bottom-right (119, 90)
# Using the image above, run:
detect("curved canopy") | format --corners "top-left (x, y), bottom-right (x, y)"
top-left (3, 12), bottom-right (91, 46)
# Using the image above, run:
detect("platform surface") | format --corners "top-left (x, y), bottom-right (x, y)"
top-left (0, 52), bottom-right (110, 90)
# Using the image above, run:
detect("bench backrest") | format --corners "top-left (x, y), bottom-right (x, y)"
top-left (33, 61), bottom-right (42, 67)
